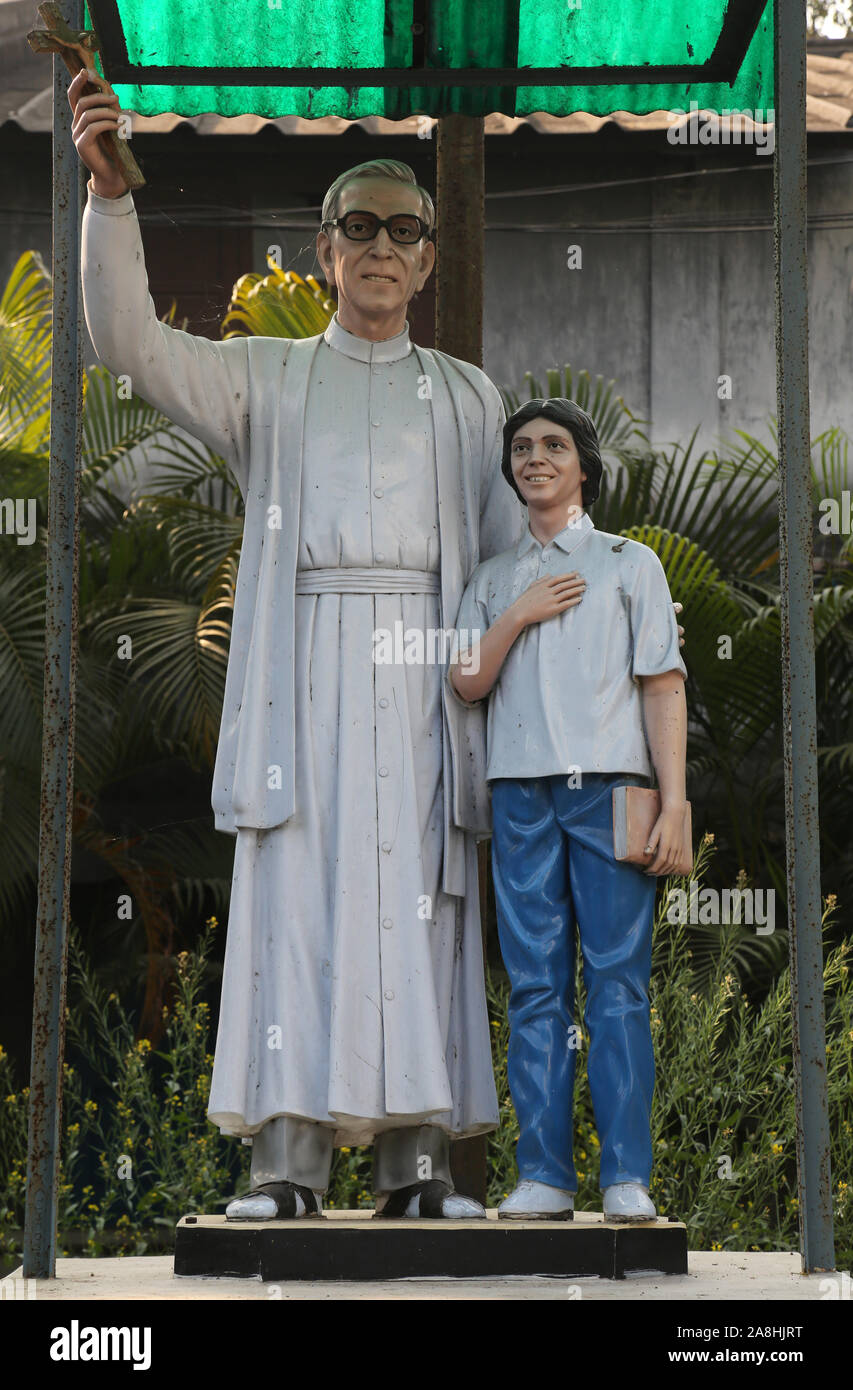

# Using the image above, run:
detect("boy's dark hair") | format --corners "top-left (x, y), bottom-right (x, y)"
top-left (501, 397), bottom-right (603, 509)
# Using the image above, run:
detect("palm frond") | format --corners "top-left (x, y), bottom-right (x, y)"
top-left (500, 365), bottom-right (649, 464)
top-left (221, 262), bottom-right (334, 340)
top-left (87, 595), bottom-right (231, 769)
top-left (0, 251), bottom-right (52, 428)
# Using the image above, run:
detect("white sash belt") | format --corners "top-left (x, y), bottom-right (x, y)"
top-left (295, 566), bottom-right (441, 595)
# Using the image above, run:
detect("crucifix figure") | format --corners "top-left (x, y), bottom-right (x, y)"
top-left (29, 4), bottom-right (144, 191)
top-left (70, 71), bottom-right (525, 1219)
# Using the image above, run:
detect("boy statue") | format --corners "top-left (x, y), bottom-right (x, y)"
top-left (449, 398), bottom-right (688, 1222)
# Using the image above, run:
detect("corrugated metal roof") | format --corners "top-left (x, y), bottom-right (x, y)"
top-left (1, 0), bottom-right (851, 137)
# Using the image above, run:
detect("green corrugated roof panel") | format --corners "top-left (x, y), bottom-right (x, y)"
top-left (85, 0), bottom-right (774, 120)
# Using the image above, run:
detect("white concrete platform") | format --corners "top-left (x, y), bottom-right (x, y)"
top-left (2, 1249), bottom-right (835, 1301)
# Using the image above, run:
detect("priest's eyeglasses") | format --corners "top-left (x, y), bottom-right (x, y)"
top-left (322, 210), bottom-right (432, 244)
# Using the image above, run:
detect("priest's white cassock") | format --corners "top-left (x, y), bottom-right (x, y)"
top-left (81, 184), bottom-right (525, 1154)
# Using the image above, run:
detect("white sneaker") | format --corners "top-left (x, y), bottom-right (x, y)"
top-left (498, 1179), bottom-right (574, 1220)
top-left (602, 1183), bottom-right (656, 1223)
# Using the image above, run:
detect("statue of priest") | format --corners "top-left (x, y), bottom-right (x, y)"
top-left (72, 68), bottom-right (524, 1218)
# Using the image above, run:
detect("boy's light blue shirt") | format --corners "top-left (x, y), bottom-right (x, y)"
top-left (448, 512), bottom-right (687, 781)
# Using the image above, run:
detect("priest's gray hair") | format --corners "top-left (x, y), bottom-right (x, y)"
top-left (321, 160), bottom-right (436, 234)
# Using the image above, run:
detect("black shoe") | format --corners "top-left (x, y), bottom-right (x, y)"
top-left (375, 1178), bottom-right (486, 1219)
top-left (225, 1180), bottom-right (322, 1221)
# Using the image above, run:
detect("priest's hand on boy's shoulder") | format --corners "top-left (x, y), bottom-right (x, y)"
top-left (511, 572), bottom-right (586, 628)
top-left (674, 600), bottom-right (685, 648)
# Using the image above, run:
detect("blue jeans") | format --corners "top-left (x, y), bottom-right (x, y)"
top-left (491, 773), bottom-right (657, 1192)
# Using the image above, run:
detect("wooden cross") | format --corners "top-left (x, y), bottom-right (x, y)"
top-left (27, 2), bottom-right (145, 190)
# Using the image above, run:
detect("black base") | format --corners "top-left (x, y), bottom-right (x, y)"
top-left (174, 1211), bottom-right (688, 1281)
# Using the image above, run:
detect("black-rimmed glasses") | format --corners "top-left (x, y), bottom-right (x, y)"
top-left (321, 210), bottom-right (431, 245)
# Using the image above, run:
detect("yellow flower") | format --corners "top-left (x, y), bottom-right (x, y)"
top-left (340, 1146), bottom-right (351, 1154)
top-left (136, 1038), bottom-right (151, 1054)
top-left (83, 1099), bottom-right (98, 1115)
top-left (772, 1143), bottom-right (783, 1155)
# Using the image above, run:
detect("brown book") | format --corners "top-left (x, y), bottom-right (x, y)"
top-left (613, 785), bottom-right (693, 877)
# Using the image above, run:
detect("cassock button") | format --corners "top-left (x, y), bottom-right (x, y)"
top-left (374, 488), bottom-right (384, 498)
top-left (381, 841), bottom-right (392, 853)
top-left (371, 420), bottom-right (380, 427)
top-left (384, 990), bottom-right (394, 1000)
top-left (379, 767), bottom-right (389, 777)
top-left (382, 917), bottom-right (393, 929)
top-left (375, 552), bottom-right (385, 562)
top-left (378, 697), bottom-right (389, 708)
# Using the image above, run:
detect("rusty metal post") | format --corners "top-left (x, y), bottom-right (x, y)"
top-left (23, 0), bottom-right (84, 1279)
top-left (773, 0), bottom-right (835, 1273)
top-left (435, 114), bottom-right (485, 364)
top-left (436, 113), bottom-right (489, 1206)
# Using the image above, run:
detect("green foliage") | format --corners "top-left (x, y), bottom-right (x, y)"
top-left (807, 2), bottom-right (853, 37)
top-left (1, 916), bottom-right (249, 1262)
top-left (0, 254), bottom-right (241, 1028)
top-left (0, 251), bottom-right (52, 435)
top-left (221, 261), bottom-right (334, 340)
top-left (2, 851), bottom-right (850, 1267)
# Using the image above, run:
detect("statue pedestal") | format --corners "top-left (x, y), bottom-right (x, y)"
top-left (174, 1209), bottom-right (688, 1281)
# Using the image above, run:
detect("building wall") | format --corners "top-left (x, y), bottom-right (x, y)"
top-left (1, 128), bottom-right (851, 464)
top-left (481, 136), bottom-right (853, 461)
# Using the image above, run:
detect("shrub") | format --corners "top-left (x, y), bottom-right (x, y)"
top-left (2, 848), bottom-right (850, 1270)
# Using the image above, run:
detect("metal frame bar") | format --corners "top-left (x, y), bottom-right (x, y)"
top-left (86, 0), bottom-right (768, 88)
top-left (22, 0), bottom-right (85, 1281)
top-left (773, 0), bottom-right (835, 1274)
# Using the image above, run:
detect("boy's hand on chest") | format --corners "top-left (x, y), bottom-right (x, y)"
top-left (502, 572), bottom-right (587, 631)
